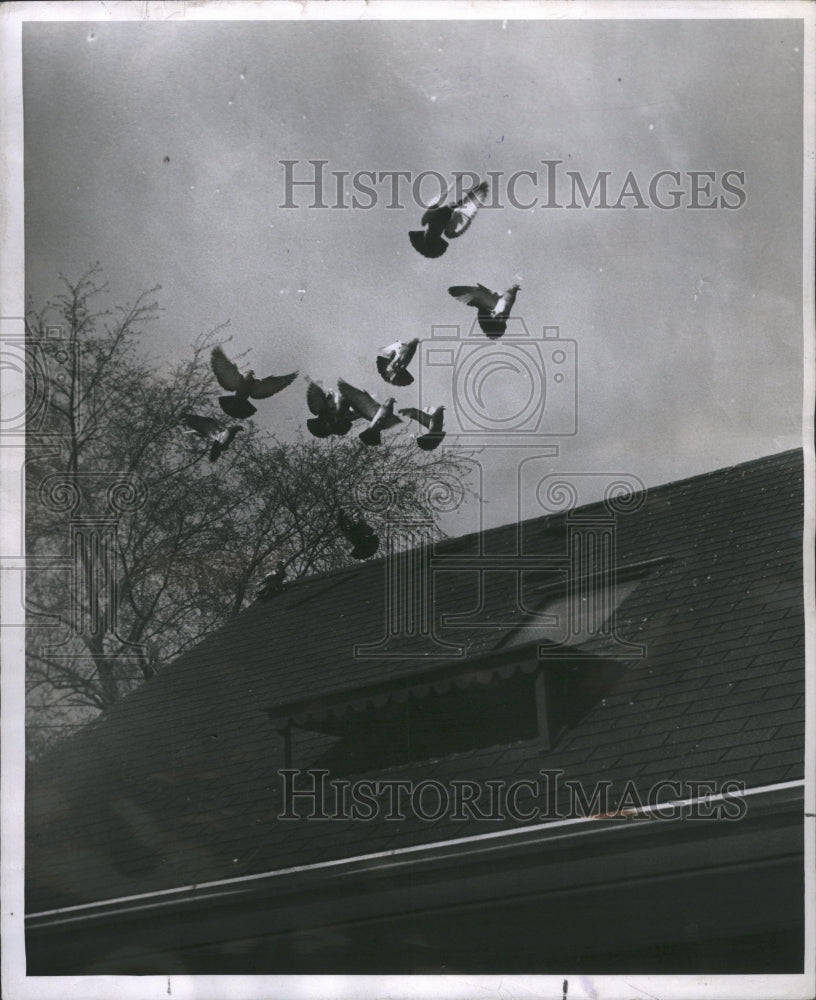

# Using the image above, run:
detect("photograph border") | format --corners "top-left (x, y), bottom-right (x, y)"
top-left (2, 2), bottom-right (814, 998)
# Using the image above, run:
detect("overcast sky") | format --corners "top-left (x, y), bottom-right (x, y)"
top-left (22, 14), bottom-right (806, 534)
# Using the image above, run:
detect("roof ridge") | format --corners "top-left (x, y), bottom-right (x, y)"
top-left (446, 447), bottom-right (803, 542)
top-left (210, 448), bottom-right (805, 603)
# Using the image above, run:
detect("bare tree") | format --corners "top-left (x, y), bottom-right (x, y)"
top-left (25, 267), bottom-right (472, 757)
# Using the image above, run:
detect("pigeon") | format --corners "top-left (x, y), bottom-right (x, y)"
top-left (338, 511), bottom-right (380, 560)
top-left (399, 405), bottom-right (446, 451)
top-left (376, 339), bottom-right (419, 387)
top-left (409, 180), bottom-right (489, 258)
top-left (447, 283), bottom-right (520, 338)
top-left (257, 561), bottom-right (287, 599)
top-left (337, 379), bottom-right (402, 447)
top-left (181, 412), bottom-right (244, 462)
top-left (305, 381), bottom-right (357, 438)
top-left (211, 345), bottom-right (298, 419)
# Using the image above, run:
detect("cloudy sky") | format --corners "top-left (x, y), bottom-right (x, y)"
top-left (22, 12), bottom-right (806, 534)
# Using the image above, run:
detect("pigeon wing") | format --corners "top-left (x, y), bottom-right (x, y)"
top-left (420, 182), bottom-right (450, 224)
top-left (375, 355), bottom-right (392, 381)
top-left (399, 406), bottom-right (432, 430)
top-left (445, 181), bottom-right (488, 238)
top-left (182, 413), bottom-right (220, 436)
top-left (337, 396), bottom-right (360, 425)
top-left (306, 380), bottom-right (328, 416)
top-left (211, 346), bottom-right (243, 392)
top-left (249, 370), bottom-right (299, 399)
top-left (337, 379), bottom-right (380, 420)
top-left (448, 284), bottom-right (499, 311)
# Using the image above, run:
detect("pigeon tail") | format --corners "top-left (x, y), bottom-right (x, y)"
top-left (307, 416), bottom-right (333, 438)
top-left (389, 369), bottom-right (414, 387)
top-left (409, 230), bottom-right (448, 259)
top-left (416, 432), bottom-right (446, 451)
top-left (219, 396), bottom-right (257, 419)
top-left (478, 318), bottom-right (507, 338)
top-left (358, 426), bottom-right (382, 447)
top-left (351, 537), bottom-right (380, 560)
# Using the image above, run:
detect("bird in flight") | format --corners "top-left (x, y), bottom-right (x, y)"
top-left (399, 404), bottom-right (446, 451)
top-left (211, 345), bottom-right (298, 419)
top-left (305, 380), bottom-right (357, 438)
top-left (181, 412), bottom-right (244, 462)
top-left (337, 379), bottom-right (402, 446)
top-left (447, 283), bottom-right (520, 338)
top-left (376, 338), bottom-right (419, 386)
top-left (257, 561), bottom-right (287, 599)
top-left (409, 180), bottom-right (489, 259)
top-left (338, 510), bottom-right (380, 560)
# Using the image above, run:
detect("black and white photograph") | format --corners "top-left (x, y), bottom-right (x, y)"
top-left (1, 2), bottom-right (814, 998)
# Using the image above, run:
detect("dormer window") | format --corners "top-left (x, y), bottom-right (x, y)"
top-left (269, 648), bottom-right (628, 777)
top-left (268, 560), bottom-right (662, 776)
top-left (307, 668), bottom-right (540, 776)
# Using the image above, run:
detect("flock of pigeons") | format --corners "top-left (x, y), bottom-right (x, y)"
top-left (181, 179), bottom-right (518, 573)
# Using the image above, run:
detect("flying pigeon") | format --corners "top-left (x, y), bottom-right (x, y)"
top-left (399, 405), bottom-right (446, 451)
top-left (257, 561), bottom-right (287, 599)
top-left (211, 345), bottom-right (298, 419)
top-left (337, 379), bottom-right (402, 447)
top-left (338, 510), bottom-right (380, 560)
top-left (305, 381), bottom-right (357, 438)
top-left (376, 339), bottom-right (419, 387)
top-left (181, 412), bottom-right (244, 462)
top-left (447, 283), bottom-right (520, 338)
top-left (409, 180), bottom-right (489, 259)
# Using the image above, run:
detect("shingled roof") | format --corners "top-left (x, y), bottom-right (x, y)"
top-left (26, 449), bottom-right (805, 917)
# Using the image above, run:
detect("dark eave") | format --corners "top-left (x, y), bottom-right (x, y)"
top-left (26, 780), bottom-right (804, 934)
